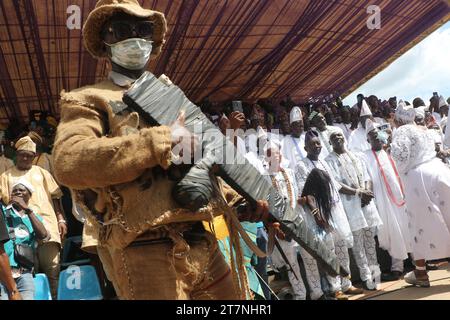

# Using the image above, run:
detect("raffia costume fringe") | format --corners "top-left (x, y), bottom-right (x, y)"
top-left (211, 194), bottom-right (268, 301)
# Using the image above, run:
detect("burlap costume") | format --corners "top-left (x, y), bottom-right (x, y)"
top-left (53, 0), bottom-right (245, 300)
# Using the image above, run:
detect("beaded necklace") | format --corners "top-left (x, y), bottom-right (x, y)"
top-left (334, 151), bottom-right (364, 188)
top-left (372, 150), bottom-right (405, 207)
top-left (270, 168), bottom-right (295, 209)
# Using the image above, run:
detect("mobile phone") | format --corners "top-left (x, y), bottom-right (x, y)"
top-left (232, 101), bottom-right (243, 113)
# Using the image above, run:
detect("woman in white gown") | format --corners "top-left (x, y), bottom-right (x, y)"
top-left (391, 124), bottom-right (450, 287)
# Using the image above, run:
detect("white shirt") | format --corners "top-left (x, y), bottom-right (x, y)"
top-left (281, 134), bottom-right (306, 171)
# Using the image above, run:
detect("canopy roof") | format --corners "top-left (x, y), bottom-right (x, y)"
top-left (0, 0), bottom-right (449, 121)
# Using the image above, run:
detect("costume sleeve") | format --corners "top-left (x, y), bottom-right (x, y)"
top-left (53, 98), bottom-right (172, 189)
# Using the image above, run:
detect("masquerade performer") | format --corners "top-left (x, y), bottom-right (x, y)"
top-left (53, 0), bottom-right (269, 300)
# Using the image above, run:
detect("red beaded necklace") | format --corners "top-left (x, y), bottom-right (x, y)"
top-left (372, 150), bottom-right (405, 207)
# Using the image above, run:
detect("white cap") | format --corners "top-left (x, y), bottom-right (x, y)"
top-left (257, 126), bottom-right (268, 140)
top-left (415, 106), bottom-right (427, 119)
top-left (360, 100), bottom-right (373, 117)
top-left (439, 95), bottom-right (448, 108)
top-left (395, 101), bottom-right (416, 124)
top-left (290, 106), bottom-right (302, 124)
top-left (12, 178), bottom-right (35, 194)
top-left (365, 119), bottom-right (380, 135)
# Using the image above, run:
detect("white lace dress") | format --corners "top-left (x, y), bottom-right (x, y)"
top-left (391, 125), bottom-right (450, 260)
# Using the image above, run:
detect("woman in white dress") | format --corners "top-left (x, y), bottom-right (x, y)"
top-left (391, 123), bottom-right (450, 287)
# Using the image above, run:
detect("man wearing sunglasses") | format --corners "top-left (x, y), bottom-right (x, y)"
top-left (53, 0), bottom-right (269, 300)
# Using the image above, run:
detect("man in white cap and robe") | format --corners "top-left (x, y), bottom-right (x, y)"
top-left (348, 100), bottom-right (374, 155)
top-left (326, 130), bottom-right (383, 290)
top-left (361, 119), bottom-right (411, 282)
top-left (0, 136), bottom-right (65, 298)
top-left (281, 106), bottom-right (306, 171)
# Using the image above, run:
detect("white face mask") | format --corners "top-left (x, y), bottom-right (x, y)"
top-left (105, 38), bottom-right (153, 70)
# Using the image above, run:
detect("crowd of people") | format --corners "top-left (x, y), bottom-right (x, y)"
top-left (1, 0), bottom-right (450, 301)
top-left (1, 89), bottom-right (449, 300)
top-left (199, 91), bottom-right (450, 300)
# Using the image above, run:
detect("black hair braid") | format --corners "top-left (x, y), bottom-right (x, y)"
top-left (301, 168), bottom-right (333, 223)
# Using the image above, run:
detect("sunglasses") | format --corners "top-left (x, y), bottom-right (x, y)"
top-left (106, 21), bottom-right (154, 42)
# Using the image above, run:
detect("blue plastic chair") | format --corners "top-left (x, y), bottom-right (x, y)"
top-left (34, 273), bottom-right (52, 300)
top-left (57, 265), bottom-right (103, 300)
top-left (60, 236), bottom-right (91, 270)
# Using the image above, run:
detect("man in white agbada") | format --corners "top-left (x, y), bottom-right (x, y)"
top-left (295, 130), bottom-right (362, 299)
top-left (281, 107), bottom-right (306, 171)
top-left (326, 131), bottom-right (383, 290)
top-left (391, 122), bottom-right (450, 287)
top-left (308, 111), bottom-right (344, 161)
top-left (348, 100), bottom-right (373, 155)
top-left (362, 119), bottom-right (411, 281)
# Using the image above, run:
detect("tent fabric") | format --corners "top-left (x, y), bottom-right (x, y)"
top-left (0, 0), bottom-right (449, 122)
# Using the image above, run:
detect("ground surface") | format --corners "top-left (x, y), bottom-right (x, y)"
top-left (350, 262), bottom-right (450, 300)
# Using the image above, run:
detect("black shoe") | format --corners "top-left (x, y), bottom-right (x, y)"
top-left (381, 271), bottom-right (402, 282)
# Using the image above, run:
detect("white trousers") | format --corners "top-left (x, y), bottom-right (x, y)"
top-left (297, 246), bottom-right (324, 300)
top-left (271, 239), bottom-right (307, 300)
top-left (352, 228), bottom-right (381, 286)
top-left (326, 233), bottom-right (352, 293)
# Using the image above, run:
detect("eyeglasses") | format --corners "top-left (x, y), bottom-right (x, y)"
top-left (107, 21), bottom-right (154, 42)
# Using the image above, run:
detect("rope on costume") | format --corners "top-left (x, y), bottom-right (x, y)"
top-left (214, 197), bottom-right (253, 300)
